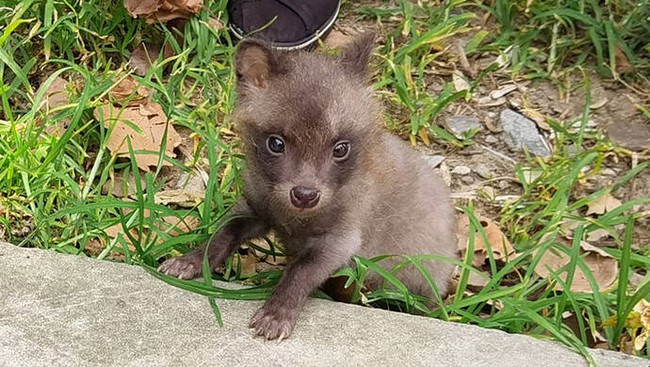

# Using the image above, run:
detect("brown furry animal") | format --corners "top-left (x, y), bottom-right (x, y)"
top-left (159, 34), bottom-right (457, 340)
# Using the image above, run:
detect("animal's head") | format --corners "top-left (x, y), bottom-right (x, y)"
top-left (233, 34), bottom-right (381, 218)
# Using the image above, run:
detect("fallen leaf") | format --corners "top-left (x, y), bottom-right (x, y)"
top-left (232, 253), bottom-right (257, 277)
top-left (586, 193), bottom-right (622, 216)
top-left (633, 299), bottom-right (650, 351)
top-left (586, 228), bottom-right (610, 242)
top-left (124, 0), bottom-right (203, 23)
top-left (39, 76), bottom-right (71, 135)
top-left (614, 46), bottom-right (633, 74)
top-left (457, 214), bottom-right (516, 267)
top-left (110, 76), bottom-right (150, 105)
top-left (104, 223), bottom-right (139, 251)
top-left (84, 238), bottom-right (125, 262)
top-left (533, 236), bottom-right (618, 293)
top-left (466, 270), bottom-right (490, 291)
top-left (249, 234), bottom-right (287, 266)
top-left (95, 102), bottom-right (181, 171)
top-left (174, 170), bottom-right (207, 197)
top-left (101, 169), bottom-right (147, 198)
top-left (104, 213), bottom-right (199, 248)
top-left (128, 42), bottom-right (176, 76)
top-left (154, 189), bottom-right (203, 208)
top-left (418, 128), bottom-right (431, 146)
top-left (324, 28), bottom-right (353, 49)
top-left (207, 16), bottom-right (224, 31)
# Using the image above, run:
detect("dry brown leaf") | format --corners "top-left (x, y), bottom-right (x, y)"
top-left (95, 102), bottom-right (181, 171)
top-left (533, 237), bottom-right (618, 293)
top-left (232, 253), bottom-right (257, 277)
top-left (101, 169), bottom-right (146, 198)
top-left (124, 0), bottom-right (203, 23)
top-left (614, 46), bottom-right (633, 74)
top-left (154, 189), bottom-right (203, 208)
top-left (633, 299), bottom-right (650, 351)
top-left (249, 235), bottom-right (287, 266)
top-left (128, 42), bottom-right (176, 76)
top-left (84, 238), bottom-right (125, 261)
top-left (457, 214), bottom-right (516, 267)
top-left (103, 213), bottom-right (198, 249)
top-left (586, 193), bottom-right (622, 216)
top-left (586, 228), bottom-right (610, 242)
top-left (39, 76), bottom-right (71, 135)
top-left (104, 224), bottom-right (139, 251)
top-left (110, 76), bottom-right (150, 105)
top-left (466, 270), bottom-right (490, 291)
top-left (324, 29), bottom-right (353, 49)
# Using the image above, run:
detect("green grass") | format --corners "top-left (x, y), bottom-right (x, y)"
top-left (1, 0), bottom-right (649, 362)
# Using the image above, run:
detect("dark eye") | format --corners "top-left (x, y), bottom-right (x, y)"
top-left (266, 135), bottom-right (285, 155)
top-left (333, 141), bottom-right (350, 160)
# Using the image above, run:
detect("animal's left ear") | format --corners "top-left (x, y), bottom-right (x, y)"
top-left (339, 32), bottom-right (375, 77)
top-left (235, 40), bottom-right (283, 88)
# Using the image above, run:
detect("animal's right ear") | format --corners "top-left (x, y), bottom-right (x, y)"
top-left (235, 41), bottom-right (282, 88)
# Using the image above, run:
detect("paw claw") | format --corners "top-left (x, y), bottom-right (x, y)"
top-left (158, 256), bottom-right (202, 280)
top-left (249, 304), bottom-right (297, 341)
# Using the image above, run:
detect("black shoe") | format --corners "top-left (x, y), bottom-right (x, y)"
top-left (227, 0), bottom-right (341, 50)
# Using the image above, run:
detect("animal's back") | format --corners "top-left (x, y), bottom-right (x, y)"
top-left (360, 133), bottom-right (457, 297)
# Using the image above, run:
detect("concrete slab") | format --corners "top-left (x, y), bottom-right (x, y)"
top-left (0, 242), bottom-right (646, 367)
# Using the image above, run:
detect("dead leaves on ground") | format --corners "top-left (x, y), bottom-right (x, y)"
top-left (128, 42), bottom-right (176, 76)
top-left (90, 211), bottom-right (202, 259)
top-left (38, 76), bottom-right (73, 136)
top-left (585, 193), bottom-right (622, 216)
top-left (532, 236), bottom-right (618, 293)
top-left (456, 211), bottom-right (619, 294)
top-left (456, 214), bottom-right (515, 290)
top-left (94, 76), bottom-right (181, 171)
top-left (457, 214), bottom-right (515, 268)
top-left (124, 0), bottom-right (203, 23)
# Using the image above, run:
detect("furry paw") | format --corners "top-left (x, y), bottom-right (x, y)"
top-left (158, 255), bottom-right (203, 280)
top-left (249, 303), bottom-right (298, 341)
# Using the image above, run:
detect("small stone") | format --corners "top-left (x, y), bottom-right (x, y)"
top-left (601, 168), bottom-right (617, 176)
top-left (445, 116), bottom-right (481, 139)
top-left (489, 84), bottom-right (518, 99)
top-left (461, 176), bottom-right (475, 184)
top-left (175, 170), bottom-right (207, 197)
top-left (451, 165), bottom-right (471, 175)
top-left (485, 135), bottom-right (499, 144)
top-left (425, 155), bottom-right (445, 169)
top-left (475, 164), bottom-right (492, 179)
top-left (606, 121), bottom-right (650, 152)
top-left (500, 109), bottom-right (552, 157)
top-left (437, 162), bottom-right (452, 187)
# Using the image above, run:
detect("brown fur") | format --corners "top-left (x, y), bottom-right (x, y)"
top-left (159, 34), bottom-right (457, 340)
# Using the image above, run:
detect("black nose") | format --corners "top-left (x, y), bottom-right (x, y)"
top-left (290, 186), bottom-right (321, 209)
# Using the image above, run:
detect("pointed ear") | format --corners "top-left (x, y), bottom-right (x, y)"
top-left (235, 40), bottom-right (283, 88)
top-left (339, 32), bottom-right (375, 77)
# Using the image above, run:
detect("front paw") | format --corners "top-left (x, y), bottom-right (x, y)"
top-left (249, 302), bottom-right (298, 341)
top-left (158, 254), bottom-right (203, 280)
